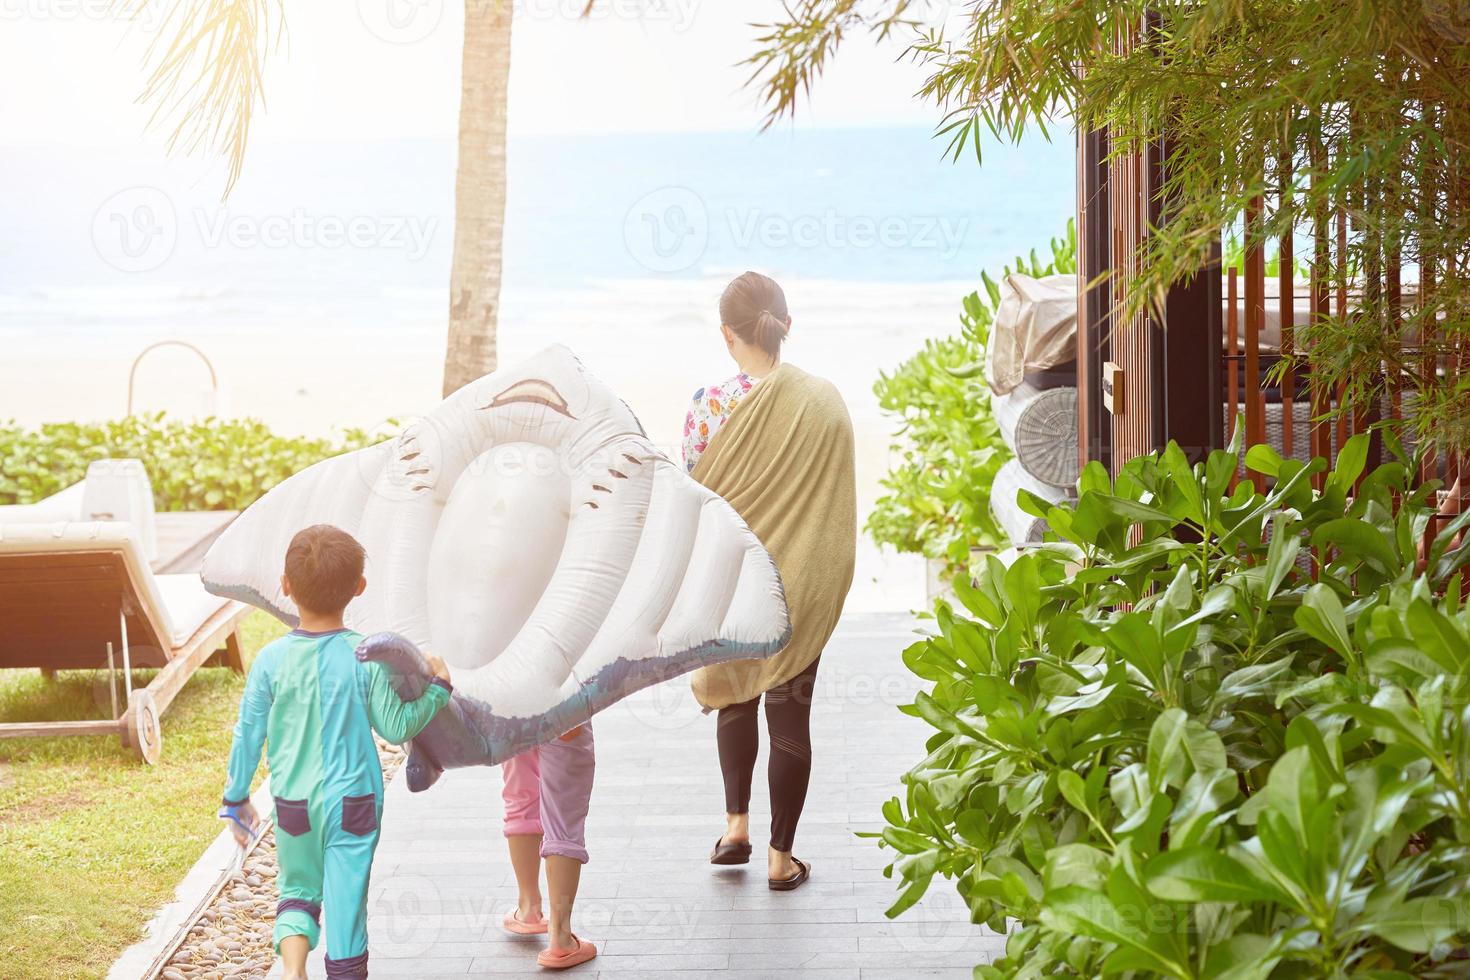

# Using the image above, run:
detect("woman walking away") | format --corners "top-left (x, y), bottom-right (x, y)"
top-left (683, 271), bottom-right (857, 891)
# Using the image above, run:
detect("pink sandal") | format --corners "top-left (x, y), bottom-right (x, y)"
top-left (503, 909), bottom-right (549, 935)
top-left (536, 936), bottom-right (598, 969)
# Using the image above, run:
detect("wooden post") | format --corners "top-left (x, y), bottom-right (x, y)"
top-left (1335, 209), bottom-right (1350, 452)
top-left (1244, 195), bottom-right (1266, 485)
top-left (1227, 266), bottom-right (1239, 446)
top-left (1310, 127), bottom-right (1332, 490)
top-left (1077, 123), bottom-right (1113, 474)
top-left (223, 631), bottom-right (245, 674)
top-left (1280, 158), bottom-right (1295, 459)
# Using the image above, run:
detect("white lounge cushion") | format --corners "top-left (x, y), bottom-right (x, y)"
top-left (155, 574), bottom-right (228, 647)
top-left (0, 460), bottom-right (159, 563)
top-left (80, 460), bottom-right (158, 563)
top-left (0, 481), bottom-right (86, 523)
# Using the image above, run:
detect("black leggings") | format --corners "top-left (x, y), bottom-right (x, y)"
top-left (716, 657), bottom-right (820, 853)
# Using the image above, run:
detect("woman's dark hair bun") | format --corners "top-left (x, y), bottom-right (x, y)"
top-left (720, 271), bottom-right (789, 358)
top-left (753, 309), bottom-right (790, 350)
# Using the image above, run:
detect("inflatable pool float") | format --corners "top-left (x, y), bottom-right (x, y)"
top-left (201, 345), bottom-right (790, 788)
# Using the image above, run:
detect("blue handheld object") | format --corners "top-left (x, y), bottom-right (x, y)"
top-left (218, 803), bottom-right (259, 841)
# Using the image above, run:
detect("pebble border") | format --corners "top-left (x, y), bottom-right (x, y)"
top-left (155, 740), bottom-right (407, 980)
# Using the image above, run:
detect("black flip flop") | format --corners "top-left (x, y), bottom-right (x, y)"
top-left (768, 857), bottom-right (811, 891)
top-left (710, 837), bottom-right (752, 865)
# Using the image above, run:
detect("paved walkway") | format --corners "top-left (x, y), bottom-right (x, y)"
top-left (288, 612), bottom-right (1004, 978)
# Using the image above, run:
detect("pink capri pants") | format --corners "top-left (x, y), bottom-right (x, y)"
top-left (501, 722), bottom-right (595, 864)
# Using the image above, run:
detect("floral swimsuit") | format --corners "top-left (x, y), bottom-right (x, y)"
top-left (682, 373), bottom-right (758, 473)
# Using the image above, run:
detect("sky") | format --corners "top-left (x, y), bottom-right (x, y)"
top-left (0, 0), bottom-right (956, 152)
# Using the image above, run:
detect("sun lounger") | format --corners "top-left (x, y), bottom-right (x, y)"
top-left (0, 520), bottom-right (249, 763)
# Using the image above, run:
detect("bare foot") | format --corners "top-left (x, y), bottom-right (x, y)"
top-left (768, 846), bottom-right (800, 881)
top-left (722, 812), bottom-right (749, 846)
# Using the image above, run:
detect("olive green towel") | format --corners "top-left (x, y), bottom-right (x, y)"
top-left (689, 363), bottom-right (857, 710)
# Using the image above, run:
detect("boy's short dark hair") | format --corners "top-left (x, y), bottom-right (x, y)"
top-left (284, 525), bottom-right (366, 615)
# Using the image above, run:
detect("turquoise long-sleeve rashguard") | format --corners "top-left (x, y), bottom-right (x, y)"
top-left (223, 628), bottom-right (450, 978)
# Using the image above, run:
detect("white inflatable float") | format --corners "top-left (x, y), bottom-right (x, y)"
top-left (201, 345), bottom-right (790, 787)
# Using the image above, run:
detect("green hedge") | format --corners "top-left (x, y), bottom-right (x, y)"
top-left (877, 432), bottom-right (1470, 977)
top-left (0, 415), bottom-right (388, 512)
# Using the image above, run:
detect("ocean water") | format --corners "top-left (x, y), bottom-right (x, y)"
top-left (0, 125), bottom-right (1073, 354)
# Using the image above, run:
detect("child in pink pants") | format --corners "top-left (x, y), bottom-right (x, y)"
top-left (501, 722), bottom-right (597, 969)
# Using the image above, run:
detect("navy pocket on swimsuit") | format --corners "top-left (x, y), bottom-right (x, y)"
top-left (341, 794), bottom-right (379, 837)
top-left (274, 797), bottom-right (311, 837)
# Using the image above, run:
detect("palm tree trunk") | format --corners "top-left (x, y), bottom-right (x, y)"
top-left (443, 0), bottom-right (513, 397)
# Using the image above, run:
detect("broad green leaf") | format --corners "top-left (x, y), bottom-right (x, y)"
top-left (1259, 747), bottom-right (1319, 844)
top-left (1043, 843), bottom-right (1110, 892)
top-left (1329, 690), bottom-right (1437, 759)
top-left (1110, 763), bottom-right (1150, 820)
top-left (882, 825), bottom-right (937, 855)
top-left (1105, 614), bottom-right (1166, 687)
top-left (1148, 708), bottom-right (1227, 791)
top-left (1262, 513), bottom-right (1301, 600)
top-left (1145, 847), bottom-right (1287, 905)
top-left (1405, 599), bottom-right (1470, 673)
top-left (981, 269), bottom-right (1001, 308)
top-left (910, 691), bottom-right (985, 740)
top-left (1047, 682), bottom-right (1117, 715)
top-left (1274, 671), bottom-right (1353, 708)
top-left (1041, 888), bottom-right (1187, 976)
top-left (1244, 443), bottom-right (1284, 478)
top-left (1057, 770), bottom-right (1090, 814)
top-left (1004, 554), bottom-right (1042, 635)
top-left (1355, 894), bottom-right (1467, 954)
top-left (884, 871), bottom-right (934, 918)
top-left (1365, 638), bottom-right (1452, 686)
top-left (1078, 459), bottom-right (1112, 498)
top-left (1178, 583), bottom-right (1236, 628)
top-left (1162, 441), bottom-right (1205, 524)
top-left (1169, 769), bottom-right (1239, 848)
top-left (1201, 933), bottom-right (1289, 980)
top-left (1311, 518), bottom-right (1399, 576)
top-left (1283, 714), bottom-right (1341, 784)
top-left (1295, 584), bottom-right (1353, 656)
top-left (1325, 432), bottom-right (1370, 498)
top-left (1204, 448), bottom-right (1236, 501)
top-left (1217, 655), bottom-right (1295, 703)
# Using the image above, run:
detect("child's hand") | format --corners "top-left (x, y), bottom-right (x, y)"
top-left (426, 655), bottom-right (451, 683)
top-left (221, 801), bottom-right (259, 848)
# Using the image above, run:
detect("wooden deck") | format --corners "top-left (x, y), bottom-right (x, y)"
top-left (277, 612), bottom-right (1006, 978)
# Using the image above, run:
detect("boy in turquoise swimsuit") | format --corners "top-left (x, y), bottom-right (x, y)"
top-left (218, 525), bottom-right (452, 980)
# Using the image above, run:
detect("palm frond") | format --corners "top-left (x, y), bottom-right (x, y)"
top-left (117, 0), bottom-right (283, 199)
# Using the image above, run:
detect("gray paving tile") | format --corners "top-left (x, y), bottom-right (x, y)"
top-left (348, 612), bottom-right (1002, 977)
top-left (585, 953), bottom-right (730, 972)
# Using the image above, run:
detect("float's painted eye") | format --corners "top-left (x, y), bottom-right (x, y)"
top-left (483, 378), bottom-right (574, 419)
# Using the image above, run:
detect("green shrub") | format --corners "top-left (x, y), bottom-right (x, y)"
top-left (875, 432), bottom-right (1470, 977)
top-left (0, 414), bottom-right (389, 512)
top-left (867, 221), bottom-right (1076, 577)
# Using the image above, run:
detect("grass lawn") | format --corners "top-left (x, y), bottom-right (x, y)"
top-left (0, 611), bottom-right (285, 980)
